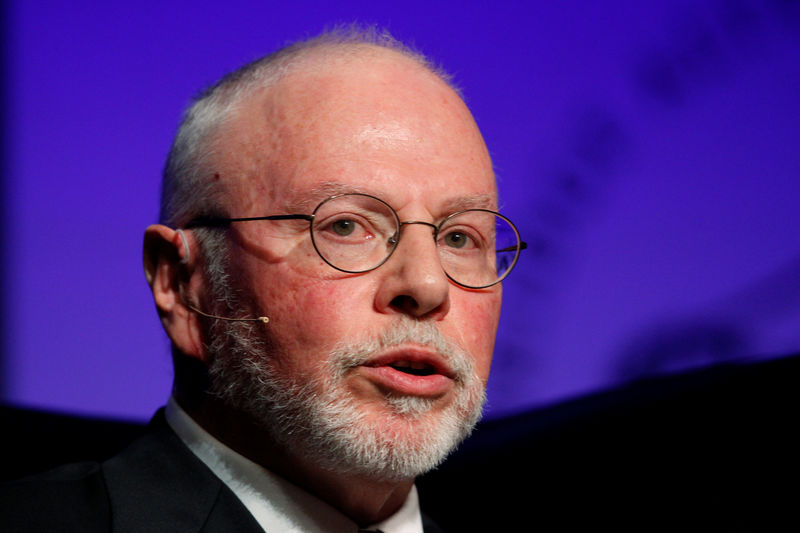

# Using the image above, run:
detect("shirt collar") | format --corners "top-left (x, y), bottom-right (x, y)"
top-left (165, 397), bottom-right (423, 533)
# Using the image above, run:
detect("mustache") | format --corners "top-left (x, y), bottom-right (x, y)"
top-left (327, 318), bottom-right (477, 384)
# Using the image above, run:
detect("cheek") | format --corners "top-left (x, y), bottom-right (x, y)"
top-left (272, 277), bottom-right (373, 350)
top-left (453, 291), bottom-right (501, 381)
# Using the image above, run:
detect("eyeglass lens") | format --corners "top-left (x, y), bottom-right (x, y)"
top-left (310, 194), bottom-right (521, 288)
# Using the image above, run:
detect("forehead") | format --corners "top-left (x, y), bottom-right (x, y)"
top-left (218, 47), bottom-right (496, 216)
top-left (286, 181), bottom-right (498, 216)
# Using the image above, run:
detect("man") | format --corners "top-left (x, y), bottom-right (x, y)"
top-left (2, 29), bottom-right (523, 532)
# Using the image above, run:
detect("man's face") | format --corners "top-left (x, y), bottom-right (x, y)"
top-left (203, 50), bottom-right (502, 479)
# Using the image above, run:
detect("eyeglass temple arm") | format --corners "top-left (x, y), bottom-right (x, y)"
top-left (497, 241), bottom-right (527, 253)
top-left (184, 214), bottom-right (313, 228)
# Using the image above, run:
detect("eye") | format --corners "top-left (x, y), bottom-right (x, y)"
top-left (316, 214), bottom-right (376, 244)
top-left (443, 231), bottom-right (470, 249)
top-left (332, 219), bottom-right (356, 236)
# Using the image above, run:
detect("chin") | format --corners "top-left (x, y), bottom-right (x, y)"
top-left (305, 388), bottom-right (486, 481)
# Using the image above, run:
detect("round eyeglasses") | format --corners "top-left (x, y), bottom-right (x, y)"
top-left (185, 193), bottom-right (526, 289)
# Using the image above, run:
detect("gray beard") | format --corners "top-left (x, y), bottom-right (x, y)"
top-left (200, 261), bottom-right (486, 481)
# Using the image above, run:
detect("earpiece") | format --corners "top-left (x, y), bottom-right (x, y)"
top-left (176, 229), bottom-right (191, 265)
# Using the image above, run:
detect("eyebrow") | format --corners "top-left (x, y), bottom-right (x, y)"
top-left (440, 194), bottom-right (498, 213)
top-left (280, 182), bottom-right (372, 213)
top-left (281, 180), bottom-right (498, 214)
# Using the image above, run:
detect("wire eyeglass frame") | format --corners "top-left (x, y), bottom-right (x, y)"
top-left (184, 192), bottom-right (526, 289)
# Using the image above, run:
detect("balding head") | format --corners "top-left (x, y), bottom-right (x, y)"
top-left (212, 47), bottom-right (492, 221)
top-left (159, 28), bottom-right (466, 229)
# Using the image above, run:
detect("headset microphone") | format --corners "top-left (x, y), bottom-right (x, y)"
top-left (185, 301), bottom-right (270, 324)
top-left (175, 229), bottom-right (269, 324)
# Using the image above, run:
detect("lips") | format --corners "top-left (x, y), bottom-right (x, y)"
top-left (358, 348), bottom-right (455, 397)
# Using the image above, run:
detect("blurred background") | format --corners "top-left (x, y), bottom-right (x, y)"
top-left (2, 0), bottom-right (798, 423)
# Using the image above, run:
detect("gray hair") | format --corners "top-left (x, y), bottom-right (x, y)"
top-left (159, 25), bottom-right (456, 229)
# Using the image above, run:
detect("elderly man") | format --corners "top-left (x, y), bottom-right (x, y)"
top-left (2, 29), bottom-right (523, 532)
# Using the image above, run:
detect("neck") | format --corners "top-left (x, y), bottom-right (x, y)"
top-left (177, 394), bottom-right (414, 526)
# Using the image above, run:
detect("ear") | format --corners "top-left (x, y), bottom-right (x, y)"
top-left (143, 224), bottom-right (208, 363)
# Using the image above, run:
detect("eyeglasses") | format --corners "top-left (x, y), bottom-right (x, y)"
top-left (185, 193), bottom-right (526, 289)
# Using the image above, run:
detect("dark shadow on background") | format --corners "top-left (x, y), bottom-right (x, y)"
top-left (2, 354), bottom-right (796, 527)
top-left (419, 353), bottom-right (798, 528)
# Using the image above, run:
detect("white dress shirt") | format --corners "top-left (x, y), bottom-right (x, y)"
top-left (165, 398), bottom-right (424, 533)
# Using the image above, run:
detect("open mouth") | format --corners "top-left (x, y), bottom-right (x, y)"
top-left (359, 351), bottom-right (454, 397)
top-left (388, 361), bottom-right (437, 377)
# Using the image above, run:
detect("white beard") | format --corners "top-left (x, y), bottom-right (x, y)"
top-left (205, 305), bottom-right (485, 481)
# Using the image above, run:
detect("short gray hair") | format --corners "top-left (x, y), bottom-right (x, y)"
top-left (159, 25), bottom-right (455, 229)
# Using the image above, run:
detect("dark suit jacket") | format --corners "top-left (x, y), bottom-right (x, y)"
top-left (1, 413), bottom-right (444, 532)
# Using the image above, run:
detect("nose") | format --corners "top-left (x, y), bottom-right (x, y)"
top-left (374, 221), bottom-right (451, 319)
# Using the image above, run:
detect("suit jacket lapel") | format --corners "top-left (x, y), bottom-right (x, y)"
top-left (102, 411), bottom-right (263, 533)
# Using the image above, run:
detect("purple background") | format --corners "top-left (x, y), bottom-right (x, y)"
top-left (2, 1), bottom-right (799, 422)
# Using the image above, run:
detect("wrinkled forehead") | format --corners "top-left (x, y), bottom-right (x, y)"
top-left (214, 47), bottom-right (496, 216)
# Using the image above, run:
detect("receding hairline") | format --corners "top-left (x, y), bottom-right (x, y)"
top-left (204, 28), bottom-right (460, 103)
top-left (220, 41), bottom-right (463, 141)
top-left (159, 29), bottom-right (463, 228)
